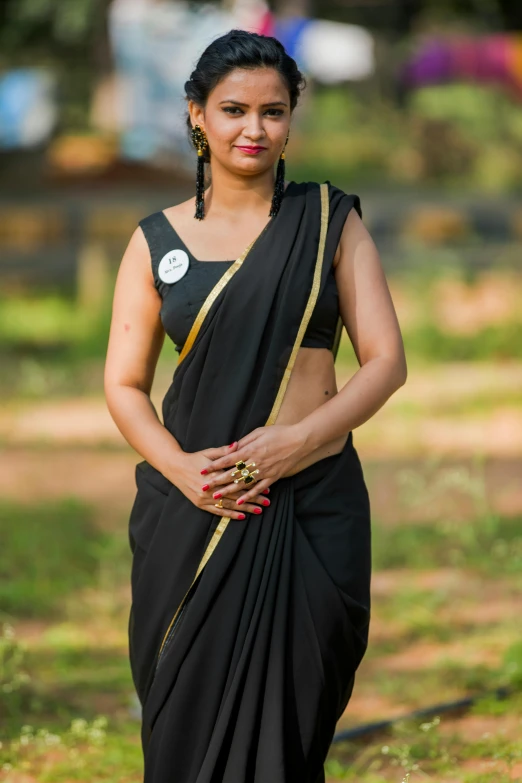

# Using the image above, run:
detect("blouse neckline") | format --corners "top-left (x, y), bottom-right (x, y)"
top-left (160, 180), bottom-right (296, 264)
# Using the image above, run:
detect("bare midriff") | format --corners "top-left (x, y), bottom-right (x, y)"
top-left (274, 345), bottom-right (349, 477)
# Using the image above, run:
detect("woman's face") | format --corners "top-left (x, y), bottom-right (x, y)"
top-left (189, 66), bottom-right (291, 178)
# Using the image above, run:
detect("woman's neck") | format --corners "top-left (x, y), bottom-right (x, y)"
top-left (203, 168), bottom-right (277, 219)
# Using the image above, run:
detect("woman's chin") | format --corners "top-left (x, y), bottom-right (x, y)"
top-left (229, 161), bottom-right (275, 178)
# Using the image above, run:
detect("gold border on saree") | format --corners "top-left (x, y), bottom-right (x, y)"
top-left (176, 241), bottom-right (253, 366)
top-left (156, 183), bottom-right (330, 664)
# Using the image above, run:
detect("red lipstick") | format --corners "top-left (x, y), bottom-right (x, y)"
top-left (236, 145), bottom-right (267, 155)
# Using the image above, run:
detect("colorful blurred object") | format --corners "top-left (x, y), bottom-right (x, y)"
top-left (279, 18), bottom-right (374, 84)
top-left (0, 69), bottom-right (57, 149)
top-left (107, 0), bottom-right (375, 167)
top-left (108, 0), bottom-right (244, 166)
top-left (403, 34), bottom-right (522, 97)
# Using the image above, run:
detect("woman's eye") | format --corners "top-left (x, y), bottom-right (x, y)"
top-left (222, 107), bottom-right (284, 117)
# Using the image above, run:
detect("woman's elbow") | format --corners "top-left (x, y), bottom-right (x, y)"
top-left (394, 349), bottom-right (408, 388)
top-left (380, 348), bottom-right (408, 390)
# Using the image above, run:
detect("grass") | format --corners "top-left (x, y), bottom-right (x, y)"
top-left (372, 512), bottom-right (522, 574)
top-left (0, 713), bottom-right (143, 782)
top-left (325, 700), bottom-right (522, 781)
top-left (0, 275), bottom-right (521, 779)
top-left (1, 483), bottom-right (522, 780)
top-left (0, 498), bottom-right (109, 618)
top-left (402, 322), bottom-right (522, 363)
top-left (1, 258), bottom-right (522, 397)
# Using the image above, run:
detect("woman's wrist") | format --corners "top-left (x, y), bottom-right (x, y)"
top-left (288, 422), bottom-right (317, 461)
top-left (152, 446), bottom-right (186, 486)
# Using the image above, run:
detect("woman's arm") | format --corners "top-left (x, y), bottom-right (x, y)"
top-left (104, 227), bottom-right (265, 519)
top-left (293, 207), bottom-right (407, 453)
top-left (197, 207), bottom-right (407, 503)
top-left (104, 227), bottom-right (186, 481)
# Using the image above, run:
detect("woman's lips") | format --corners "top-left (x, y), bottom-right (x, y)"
top-left (235, 146), bottom-right (267, 155)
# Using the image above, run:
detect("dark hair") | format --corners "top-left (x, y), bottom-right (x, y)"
top-left (185, 29), bottom-right (305, 161)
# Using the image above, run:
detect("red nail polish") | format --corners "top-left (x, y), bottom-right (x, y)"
top-left (229, 442), bottom-right (236, 448)
top-left (237, 499), bottom-right (244, 505)
top-left (213, 492), bottom-right (222, 499)
top-left (262, 489), bottom-right (269, 494)
top-left (253, 507), bottom-right (262, 514)
top-left (201, 483), bottom-right (209, 491)
top-left (238, 513), bottom-right (246, 520)
top-left (200, 469), bottom-right (208, 475)
top-left (262, 499), bottom-right (270, 506)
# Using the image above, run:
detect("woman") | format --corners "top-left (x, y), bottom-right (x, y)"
top-left (104, 29), bottom-right (407, 783)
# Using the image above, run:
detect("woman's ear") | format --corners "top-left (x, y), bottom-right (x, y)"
top-left (188, 99), bottom-right (205, 130)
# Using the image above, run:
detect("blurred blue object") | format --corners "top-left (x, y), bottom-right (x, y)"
top-left (108, 0), bottom-right (374, 167)
top-left (0, 68), bottom-right (57, 149)
top-left (274, 17), bottom-right (313, 65)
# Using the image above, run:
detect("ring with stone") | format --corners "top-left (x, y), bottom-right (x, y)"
top-left (230, 460), bottom-right (256, 478)
top-left (234, 467), bottom-right (260, 486)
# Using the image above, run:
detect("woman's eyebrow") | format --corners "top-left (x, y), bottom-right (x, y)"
top-left (218, 99), bottom-right (288, 107)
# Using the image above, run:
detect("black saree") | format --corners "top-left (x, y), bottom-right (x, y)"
top-left (128, 180), bottom-right (372, 783)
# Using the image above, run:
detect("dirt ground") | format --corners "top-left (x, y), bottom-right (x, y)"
top-left (1, 360), bottom-right (521, 523)
top-left (2, 359), bottom-right (521, 781)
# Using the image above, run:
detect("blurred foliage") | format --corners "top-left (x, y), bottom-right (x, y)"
top-left (373, 512), bottom-right (522, 574)
top-left (0, 0), bottom-right (104, 52)
top-left (1, 261), bottom-right (521, 389)
top-left (293, 82), bottom-right (522, 192)
top-left (0, 498), bottom-right (107, 617)
top-left (2, 0), bottom-right (522, 189)
top-left (0, 0), bottom-right (109, 132)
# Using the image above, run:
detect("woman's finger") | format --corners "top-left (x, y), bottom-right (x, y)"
top-left (207, 494), bottom-right (267, 516)
top-left (235, 478), bottom-right (273, 505)
top-left (200, 468), bottom-right (238, 493)
top-left (252, 492), bottom-right (271, 506)
top-left (200, 458), bottom-right (261, 492)
top-left (205, 499), bottom-right (246, 521)
top-left (200, 442), bottom-right (238, 473)
top-left (200, 436), bottom-right (262, 473)
top-left (213, 478), bottom-right (272, 503)
top-left (228, 490), bottom-right (270, 514)
top-left (233, 429), bottom-right (262, 449)
top-left (201, 451), bottom-right (243, 474)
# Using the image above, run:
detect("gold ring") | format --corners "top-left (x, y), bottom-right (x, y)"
top-left (233, 468), bottom-right (260, 486)
top-left (231, 459), bottom-right (256, 479)
top-left (214, 498), bottom-right (224, 508)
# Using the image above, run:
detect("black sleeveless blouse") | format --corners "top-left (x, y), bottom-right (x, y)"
top-left (139, 211), bottom-right (340, 355)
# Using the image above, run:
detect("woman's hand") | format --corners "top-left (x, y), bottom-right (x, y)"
top-left (199, 425), bottom-right (307, 505)
top-left (169, 443), bottom-right (270, 520)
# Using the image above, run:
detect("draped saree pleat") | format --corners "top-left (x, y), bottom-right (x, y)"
top-left (128, 180), bottom-right (372, 783)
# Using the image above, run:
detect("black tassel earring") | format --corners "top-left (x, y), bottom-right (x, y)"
top-left (269, 134), bottom-right (289, 217)
top-left (191, 124), bottom-right (208, 220)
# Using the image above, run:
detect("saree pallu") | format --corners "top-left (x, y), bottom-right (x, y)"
top-left (128, 181), bottom-right (372, 782)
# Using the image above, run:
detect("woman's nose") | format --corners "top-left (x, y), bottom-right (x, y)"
top-left (243, 117), bottom-right (265, 141)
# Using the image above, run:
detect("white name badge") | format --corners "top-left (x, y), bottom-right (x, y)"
top-left (158, 249), bottom-right (190, 284)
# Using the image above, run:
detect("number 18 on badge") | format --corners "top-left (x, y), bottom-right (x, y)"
top-left (158, 249), bottom-right (190, 284)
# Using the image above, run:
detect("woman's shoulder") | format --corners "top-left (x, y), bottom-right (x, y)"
top-left (139, 196), bottom-right (193, 228)
top-left (295, 178), bottom-right (360, 201)
top-left (295, 179), bottom-right (362, 219)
